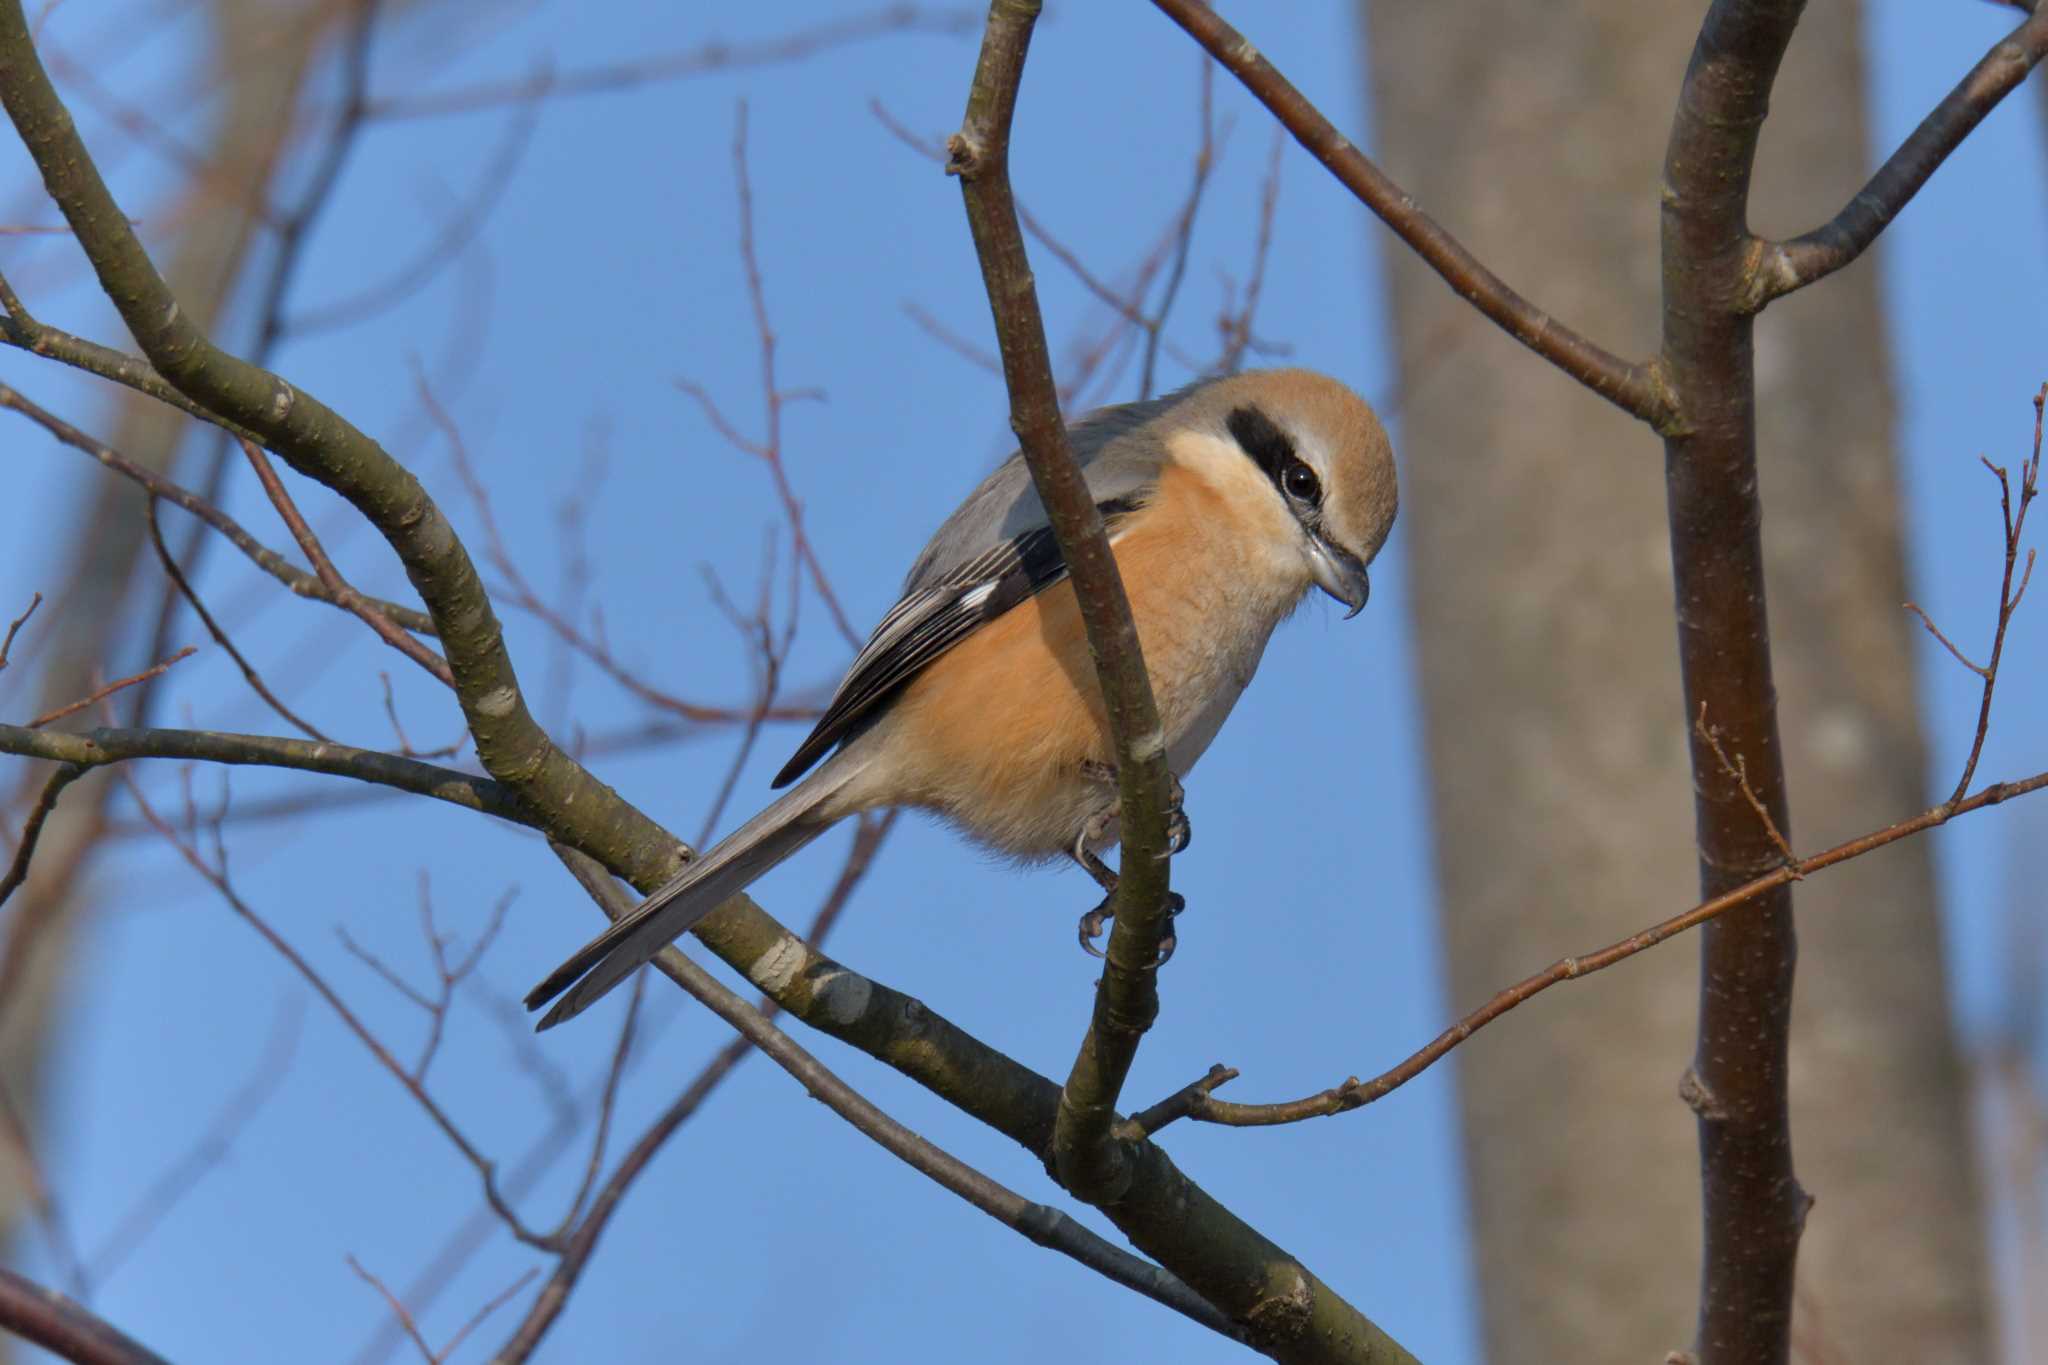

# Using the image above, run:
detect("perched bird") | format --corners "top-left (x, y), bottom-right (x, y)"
top-left (526, 368), bottom-right (1398, 1029)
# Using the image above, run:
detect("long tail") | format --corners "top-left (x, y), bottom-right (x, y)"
top-left (526, 760), bottom-right (854, 1030)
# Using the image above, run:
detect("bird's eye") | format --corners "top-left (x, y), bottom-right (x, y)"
top-left (1281, 460), bottom-right (1322, 504)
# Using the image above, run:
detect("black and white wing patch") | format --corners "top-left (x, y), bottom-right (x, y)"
top-left (770, 497), bottom-right (1141, 787)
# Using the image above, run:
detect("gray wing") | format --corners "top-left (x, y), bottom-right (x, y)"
top-left (769, 400), bottom-right (1174, 789)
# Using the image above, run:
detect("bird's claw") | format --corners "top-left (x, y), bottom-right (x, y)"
top-left (1078, 897), bottom-right (1114, 958)
top-left (1081, 761), bottom-right (1191, 863)
top-left (1076, 891), bottom-right (1185, 967)
top-left (1158, 799), bottom-right (1191, 862)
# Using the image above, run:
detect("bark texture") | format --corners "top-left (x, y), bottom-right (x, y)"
top-left (1359, 3), bottom-right (1993, 1359)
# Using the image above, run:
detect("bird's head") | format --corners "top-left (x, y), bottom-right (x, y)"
top-left (1168, 368), bottom-right (1399, 617)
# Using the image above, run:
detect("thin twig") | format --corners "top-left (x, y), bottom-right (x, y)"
top-left (501, 841), bottom-right (1244, 1360)
top-left (1175, 763), bottom-right (2048, 1128)
top-left (1694, 703), bottom-right (1799, 870)
top-left (0, 722), bottom-right (531, 828)
top-left (27, 647), bottom-right (195, 729)
top-left (1150, 0), bottom-right (1672, 428)
top-left (346, 1256), bottom-right (436, 1364)
top-left (145, 498), bottom-right (329, 740)
top-left (0, 591), bottom-right (39, 670)
top-left (0, 761), bottom-right (85, 910)
top-left (121, 772), bottom-right (547, 1247)
top-left (1748, 6), bottom-right (2048, 307)
top-left (0, 383), bottom-right (437, 635)
top-left (237, 439), bottom-right (455, 687)
top-left (1941, 391), bottom-right (2041, 805)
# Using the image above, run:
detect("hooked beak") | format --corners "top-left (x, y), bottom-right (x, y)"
top-left (1305, 534), bottom-right (1371, 618)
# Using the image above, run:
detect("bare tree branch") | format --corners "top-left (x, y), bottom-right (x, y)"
top-left (1151, 761), bottom-right (2048, 1129)
top-left (1747, 6), bottom-right (2048, 308)
top-left (0, 723), bottom-right (529, 826)
top-left (1150, 0), bottom-right (1674, 428)
top-left (529, 844), bottom-right (1246, 1351)
top-left (0, 383), bottom-right (438, 636)
top-left (1661, 5), bottom-right (1807, 1358)
top-left (235, 439), bottom-right (455, 687)
top-left (26, 647), bottom-right (195, 729)
top-left (143, 498), bottom-right (330, 741)
top-left (950, 0), bottom-right (1178, 1209)
top-left (0, 1266), bottom-right (172, 1365)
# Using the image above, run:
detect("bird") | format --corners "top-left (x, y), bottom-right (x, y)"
top-left (526, 367), bottom-right (1398, 1030)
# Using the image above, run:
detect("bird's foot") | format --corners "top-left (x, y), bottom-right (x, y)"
top-left (1077, 760), bottom-right (1191, 862)
top-left (1077, 889), bottom-right (1184, 966)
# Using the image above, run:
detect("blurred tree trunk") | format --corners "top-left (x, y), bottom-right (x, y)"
top-left (0, 0), bottom-right (332, 1326)
top-left (1359, 2), bottom-right (1993, 1360)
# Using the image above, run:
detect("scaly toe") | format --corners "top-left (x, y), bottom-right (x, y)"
top-left (1077, 898), bottom-right (1114, 958)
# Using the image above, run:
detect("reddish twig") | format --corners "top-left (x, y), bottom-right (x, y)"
top-left (674, 102), bottom-right (859, 650)
top-left (0, 590), bottom-right (38, 670)
top-left (338, 875), bottom-right (516, 1084)
top-left (1213, 127), bottom-right (1286, 376)
top-left (424, 370), bottom-right (817, 727)
top-left (495, 815), bottom-right (1242, 1362)
top-left (1695, 704), bottom-right (1800, 871)
top-left (348, 1255), bottom-right (536, 1365)
top-left (1161, 765), bottom-right (2048, 1130)
top-left (347, 1255), bottom-right (436, 1364)
top-left (27, 647), bottom-right (195, 729)
top-left (1917, 386), bottom-right (2041, 807)
top-left (359, 813), bottom-right (896, 1364)
top-left (121, 771), bottom-right (546, 1247)
top-left (1150, 0), bottom-right (1672, 428)
top-left (237, 438), bottom-right (456, 687)
top-left (377, 673), bottom-right (465, 760)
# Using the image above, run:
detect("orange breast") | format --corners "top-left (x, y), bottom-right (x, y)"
top-left (867, 462), bottom-right (1283, 858)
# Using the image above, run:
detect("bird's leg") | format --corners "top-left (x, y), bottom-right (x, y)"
top-left (1077, 759), bottom-right (1192, 860)
top-left (1071, 796), bottom-right (1121, 957)
top-left (1071, 761), bottom-right (1186, 963)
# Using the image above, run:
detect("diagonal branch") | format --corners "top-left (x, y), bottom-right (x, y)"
top-left (530, 845), bottom-right (1244, 1349)
top-left (0, 383), bottom-right (437, 636)
top-left (1152, 762), bottom-right (2048, 1129)
top-left (1747, 6), bottom-right (2048, 309)
top-left (0, 1266), bottom-right (171, 1365)
top-left (1149, 0), bottom-right (1674, 430)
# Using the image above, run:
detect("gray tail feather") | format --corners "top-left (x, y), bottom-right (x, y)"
top-left (526, 765), bottom-right (850, 1030)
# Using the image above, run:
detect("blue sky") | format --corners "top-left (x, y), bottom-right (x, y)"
top-left (0, 3), bottom-right (2043, 1363)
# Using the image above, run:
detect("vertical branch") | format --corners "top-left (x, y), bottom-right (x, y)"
top-left (1660, 3), bottom-right (1808, 1360)
top-left (947, 0), bottom-right (1176, 1203)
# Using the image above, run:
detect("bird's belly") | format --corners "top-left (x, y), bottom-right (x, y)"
top-left (860, 567), bottom-right (1282, 862)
